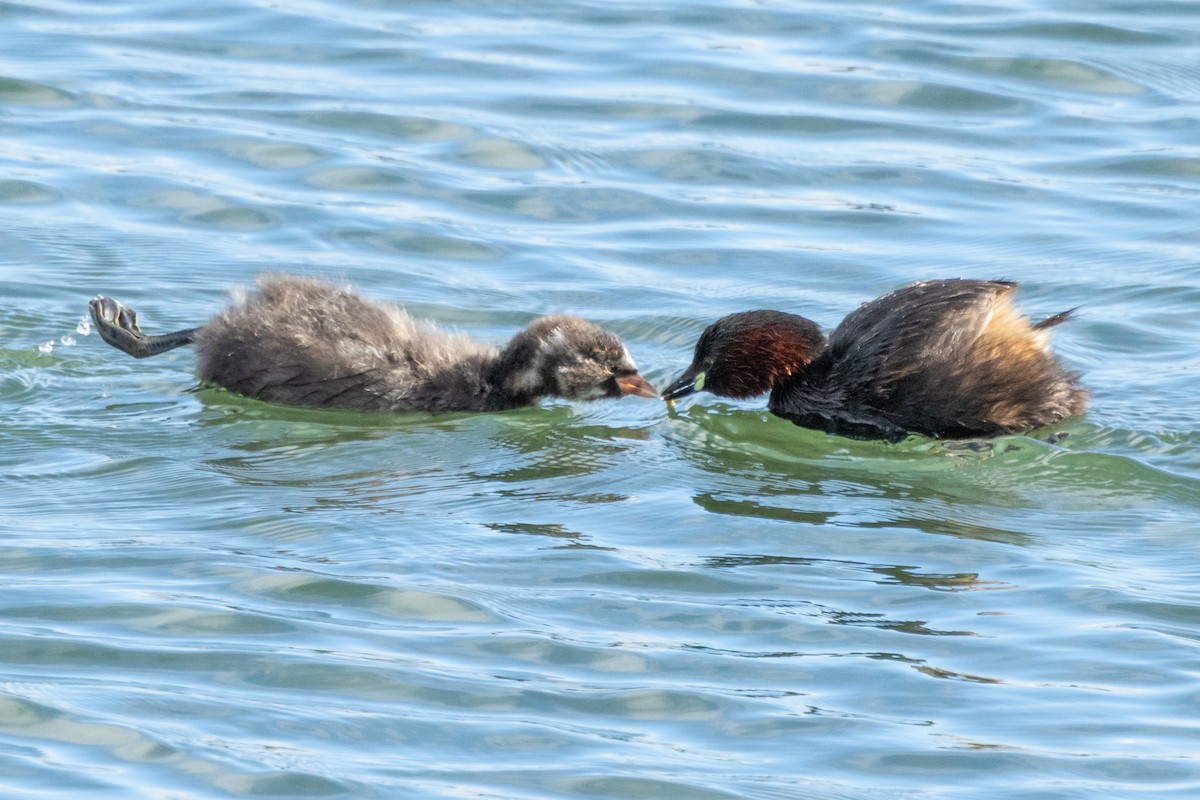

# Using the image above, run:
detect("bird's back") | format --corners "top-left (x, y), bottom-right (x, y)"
top-left (195, 276), bottom-right (496, 410)
top-left (771, 279), bottom-right (1088, 439)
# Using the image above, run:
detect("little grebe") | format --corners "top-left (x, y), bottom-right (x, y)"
top-left (662, 279), bottom-right (1087, 441)
top-left (90, 275), bottom-right (657, 411)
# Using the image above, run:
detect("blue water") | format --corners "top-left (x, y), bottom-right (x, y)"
top-left (2, 1), bottom-right (1199, 798)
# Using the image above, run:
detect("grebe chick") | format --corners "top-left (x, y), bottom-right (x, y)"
top-left (662, 279), bottom-right (1088, 441)
top-left (90, 275), bottom-right (657, 412)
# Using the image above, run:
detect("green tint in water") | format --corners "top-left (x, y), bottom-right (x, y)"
top-left (2, 0), bottom-right (1200, 798)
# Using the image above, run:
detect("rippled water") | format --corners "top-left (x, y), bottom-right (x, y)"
top-left (3, 1), bottom-right (1199, 797)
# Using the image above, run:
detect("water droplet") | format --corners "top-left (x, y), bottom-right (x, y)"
top-left (60, 335), bottom-right (76, 347)
top-left (76, 316), bottom-right (91, 335)
top-left (37, 341), bottom-right (53, 354)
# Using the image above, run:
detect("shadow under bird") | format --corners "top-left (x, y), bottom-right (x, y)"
top-left (662, 279), bottom-right (1088, 441)
top-left (90, 275), bottom-right (658, 412)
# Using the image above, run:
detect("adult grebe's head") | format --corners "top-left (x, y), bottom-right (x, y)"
top-left (663, 311), bottom-right (825, 402)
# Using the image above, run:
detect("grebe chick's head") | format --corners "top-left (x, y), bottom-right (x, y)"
top-left (663, 310), bottom-right (826, 402)
top-left (496, 316), bottom-right (658, 402)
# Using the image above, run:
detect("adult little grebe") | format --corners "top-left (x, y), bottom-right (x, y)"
top-left (662, 279), bottom-right (1088, 441)
top-left (89, 275), bottom-right (657, 411)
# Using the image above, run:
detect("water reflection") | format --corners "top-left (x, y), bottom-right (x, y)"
top-left (666, 403), bottom-right (1200, 543)
top-left (486, 521), bottom-right (611, 551)
top-left (702, 554), bottom-right (1002, 594)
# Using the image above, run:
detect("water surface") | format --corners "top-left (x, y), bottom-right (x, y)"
top-left (2, 0), bottom-right (1199, 798)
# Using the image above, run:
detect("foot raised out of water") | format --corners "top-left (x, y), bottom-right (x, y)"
top-left (88, 296), bottom-right (199, 358)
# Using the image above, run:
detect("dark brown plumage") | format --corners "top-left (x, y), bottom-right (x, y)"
top-left (90, 275), bottom-right (657, 412)
top-left (663, 279), bottom-right (1088, 441)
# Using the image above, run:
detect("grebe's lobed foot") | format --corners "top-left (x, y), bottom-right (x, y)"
top-left (88, 295), bottom-right (200, 358)
top-left (89, 295), bottom-right (150, 357)
top-left (90, 296), bottom-right (141, 331)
